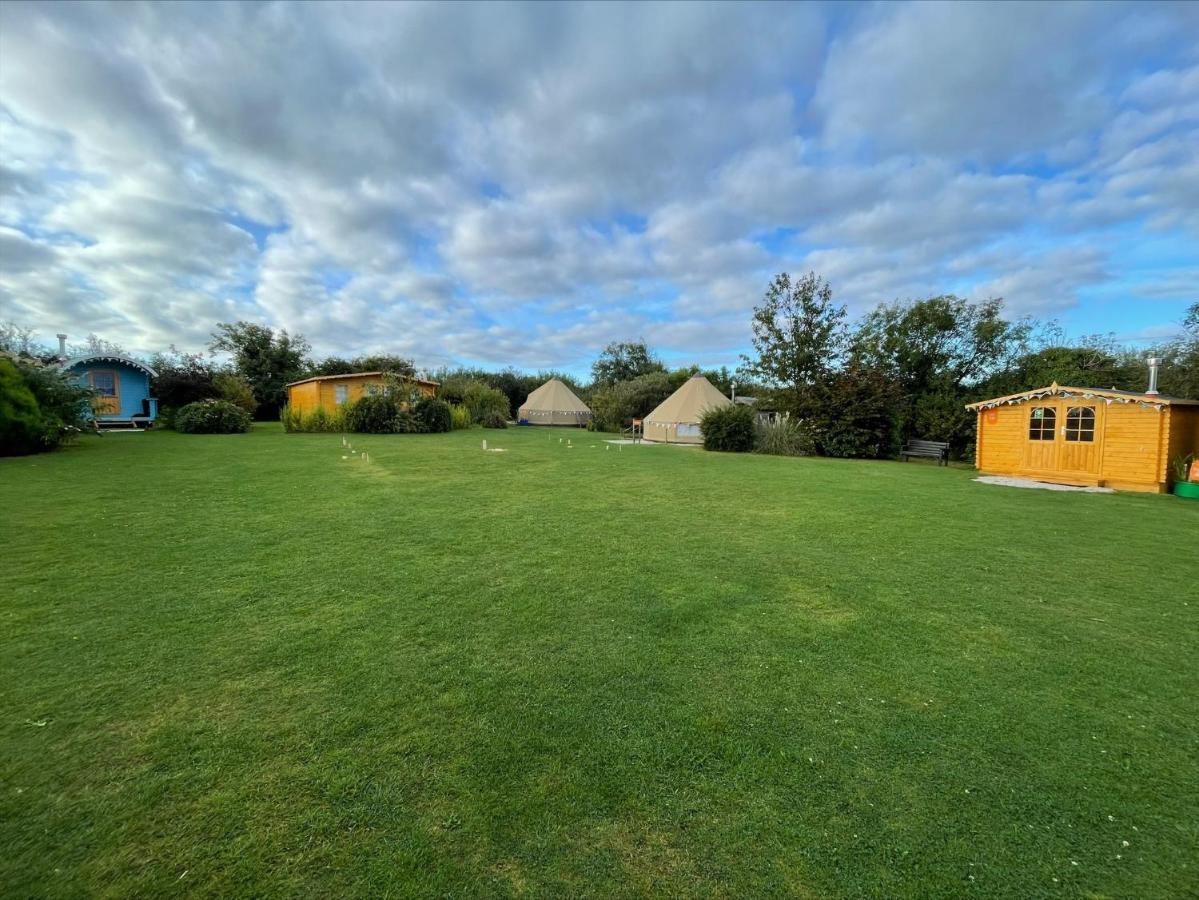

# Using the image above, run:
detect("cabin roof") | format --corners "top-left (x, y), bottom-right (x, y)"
top-left (61, 354), bottom-right (157, 378)
top-left (966, 382), bottom-right (1199, 411)
top-left (286, 371), bottom-right (440, 388)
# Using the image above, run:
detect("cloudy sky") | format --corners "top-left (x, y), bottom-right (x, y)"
top-left (1, 1), bottom-right (1196, 373)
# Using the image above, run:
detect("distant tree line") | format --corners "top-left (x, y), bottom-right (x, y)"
top-left (4, 281), bottom-right (1196, 456)
top-left (736, 272), bottom-right (1199, 460)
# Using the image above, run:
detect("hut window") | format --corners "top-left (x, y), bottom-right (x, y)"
top-left (1065, 406), bottom-right (1096, 442)
top-left (1028, 406), bottom-right (1056, 440)
top-left (334, 384), bottom-right (349, 405)
top-left (364, 384), bottom-right (379, 396)
top-left (89, 370), bottom-right (118, 396)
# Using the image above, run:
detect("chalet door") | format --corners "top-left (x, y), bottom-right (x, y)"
top-left (1022, 404), bottom-right (1058, 471)
top-left (1056, 403), bottom-right (1103, 477)
top-left (89, 369), bottom-right (120, 415)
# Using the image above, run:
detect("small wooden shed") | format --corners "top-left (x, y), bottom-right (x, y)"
top-left (285, 372), bottom-right (438, 416)
top-left (967, 383), bottom-right (1199, 493)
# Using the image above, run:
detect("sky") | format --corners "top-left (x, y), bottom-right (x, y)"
top-left (1, 1), bottom-right (1197, 376)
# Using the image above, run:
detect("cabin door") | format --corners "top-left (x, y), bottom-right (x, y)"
top-left (88, 369), bottom-right (120, 416)
top-left (1055, 402), bottom-right (1103, 477)
top-left (1022, 404), bottom-right (1059, 472)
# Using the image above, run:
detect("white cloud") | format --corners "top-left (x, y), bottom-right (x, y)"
top-left (0, 1), bottom-right (1196, 369)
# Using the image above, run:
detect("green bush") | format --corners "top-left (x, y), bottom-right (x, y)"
top-left (393, 411), bottom-right (422, 433)
top-left (754, 416), bottom-right (816, 457)
top-left (414, 397), bottom-right (452, 433)
top-left (449, 403), bottom-right (473, 430)
top-left (700, 404), bottom-right (756, 452)
top-left (280, 404), bottom-right (348, 433)
top-left (346, 394), bottom-right (400, 433)
top-left (213, 372), bottom-right (258, 415)
top-left (1, 357), bottom-right (92, 455)
top-left (462, 382), bottom-right (510, 425)
top-left (174, 399), bottom-right (252, 434)
top-left (590, 372), bottom-right (673, 432)
top-left (0, 358), bottom-right (47, 455)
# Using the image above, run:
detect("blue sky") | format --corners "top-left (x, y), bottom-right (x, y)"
top-left (1, 1), bottom-right (1196, 377)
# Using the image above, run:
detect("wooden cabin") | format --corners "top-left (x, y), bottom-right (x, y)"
top-left (62, 354), bottom-right (159, 429)
top-left (967, 383), bottom-right (1199, 493)
top-left (285, 372), bottom-right (438, 416)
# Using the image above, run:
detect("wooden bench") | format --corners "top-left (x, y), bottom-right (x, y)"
top-left (900, 439), bottom-right (950, 466)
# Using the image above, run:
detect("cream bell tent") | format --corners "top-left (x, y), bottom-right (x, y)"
top-left (643, 375), bottom-right (732, 444)
top-left (517, 378), bottom-right (592, 426)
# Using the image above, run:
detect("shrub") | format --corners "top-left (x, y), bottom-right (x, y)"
top-left (1, 357), bottom-right (92, 454)
top-left (393, 411), bottom-right (422, 433)
top-left (414, 397), bottom-right (452, 433)
top-left (213, 372), bottom-right (258, 415)
top-left (280, 404), bottom-right (300, 432)
top-left (0, 358), bottom-right (47, 455)
top-left (590, 372), bottom-right (673, 432)
top-left (700, 403), bottom-right (756, 452)
top-left (462, 382), bottom-right (510, 425)
top-left (174, 399), bottom-right (252, 434)
top-left (449, 403), bottom-right (473, 430)
top-left (346, 394), bottom-right (400, 434)
top-left (150, 348), bottom-right (219, 411)
top-left (754, 416), bottom-right (816, 457)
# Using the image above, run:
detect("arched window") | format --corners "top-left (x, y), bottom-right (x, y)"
top-left (1065, 406), bottom-right (1096, 442)
top-left (1028, 406), bottom-right (1056, 440)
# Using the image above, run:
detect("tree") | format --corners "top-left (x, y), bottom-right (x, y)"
top-left (850, 295), bottom-right (1030, 452)
top-left (739, 272), bottom-right (847, 422)
top-left (0, 322), bottom-right (46, 359)
top-left (209, 322), bottom-right (310, 418)
top-left (354, 354), bottom-right (416, 376)
top-left (309, 356), bottom-right (357, 376)
top-left (1152, 302), bottom-right (1199, 400)
top-left (589, 371), bottom-right (674, 432)
top-left (150, 347), bottom-right (220, 412)
top-left (590, 341), bottom-right (664, 387)
top-left (815, 364), bottom-right (904, 459)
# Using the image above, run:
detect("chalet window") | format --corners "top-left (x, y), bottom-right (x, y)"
top-left (89, 370), bottom-right (117, 396)
top-left (334, 384), bottom-right (349, 405)
top-left (364, 384), bottom-right (379, 396)
top-left (1028, 406), bottom-right (1055, 441)
top-left (1064, 406), bottom-right (1096, 442)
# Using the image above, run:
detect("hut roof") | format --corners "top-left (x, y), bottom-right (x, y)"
top-left (61, 354), bottom-right (157, 378)
top-left (286, 371), bottom-right (439, 388)
top-left (966, 382), bottom-right (1199, 411)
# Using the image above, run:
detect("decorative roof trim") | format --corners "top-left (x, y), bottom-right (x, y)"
top-left (61, 354), bottom-right (158, 377)
top-left (964, 382), bottom-right (1195, 412)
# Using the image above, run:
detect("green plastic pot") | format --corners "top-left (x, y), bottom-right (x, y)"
top-left (1173, 481), bottom-right (1199, 500)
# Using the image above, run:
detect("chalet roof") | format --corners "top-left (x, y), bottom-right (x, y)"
top-left (61, 354), bottom-right (157, 378)
top-left (286, 371), bottom-right (439, 388)
top-left (966, 382), bottom-right (1199, 412)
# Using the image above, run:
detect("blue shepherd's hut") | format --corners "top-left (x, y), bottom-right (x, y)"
top-left (58, 335), bottom-right (158, 429)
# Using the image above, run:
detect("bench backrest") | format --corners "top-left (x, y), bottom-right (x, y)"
top-left (905, 439), bottom-right (950, 450)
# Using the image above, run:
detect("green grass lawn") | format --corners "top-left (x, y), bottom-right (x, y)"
top-left (2, 425), bottom-right (1197, 897)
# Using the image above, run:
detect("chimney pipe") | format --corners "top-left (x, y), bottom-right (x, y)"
top-left (1146, 357), bottom-right (1161, 396)
top-left (56, 333), bottom-right (68, 361)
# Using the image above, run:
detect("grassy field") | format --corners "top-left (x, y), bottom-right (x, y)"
top-left (2, 425), bottom-right (1197, 897)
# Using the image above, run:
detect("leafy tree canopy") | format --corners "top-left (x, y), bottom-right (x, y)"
top-left (210, 321), bottom-right (310, 418)
top-left (590, 341), bottom-right (664, 387)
